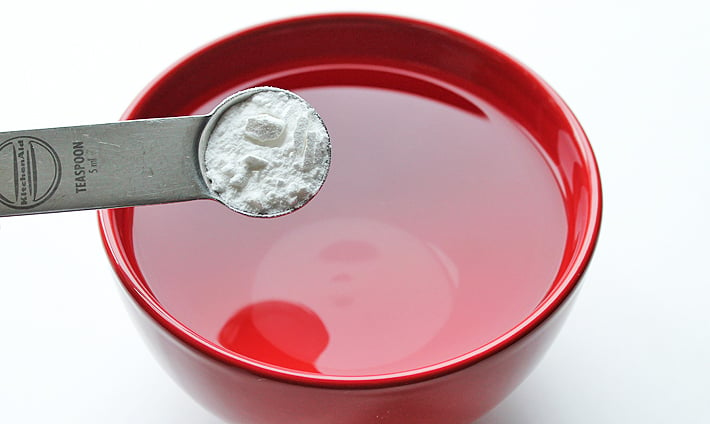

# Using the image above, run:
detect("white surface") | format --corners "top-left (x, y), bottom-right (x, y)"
top-left (1, 1), bottom-right (708, 422)
top-left (204, 89), bottom-right (329, 216)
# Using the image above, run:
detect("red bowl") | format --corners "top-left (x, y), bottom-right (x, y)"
top-left (99, 13), bottom-right (601, 424)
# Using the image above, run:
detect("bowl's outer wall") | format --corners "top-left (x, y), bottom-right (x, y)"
top-left (121, 281), bottom-right (579, 424)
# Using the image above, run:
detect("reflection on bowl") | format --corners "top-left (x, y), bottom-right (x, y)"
top-left (219, 300), bottom-right (328, 373)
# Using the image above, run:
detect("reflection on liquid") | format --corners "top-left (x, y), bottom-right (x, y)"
top-left (243, 217), bottom-right (456, 376)
top-left (319, 240), bottom-right (379, 262)
top-left (218, 300), bottom-right (329, 373)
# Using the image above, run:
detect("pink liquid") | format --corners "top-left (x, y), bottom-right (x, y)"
top-left (130, 82), bottom-right (567, 377)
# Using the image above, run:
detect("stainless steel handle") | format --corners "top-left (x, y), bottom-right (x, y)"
top-left (0, 115), bottom-right (211, 216)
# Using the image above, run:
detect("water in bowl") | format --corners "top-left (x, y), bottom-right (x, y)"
top-left (128, 70), bottom-right (567, 377)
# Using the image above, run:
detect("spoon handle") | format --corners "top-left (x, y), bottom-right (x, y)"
top-left (0, 115), bottom-right (211, 217)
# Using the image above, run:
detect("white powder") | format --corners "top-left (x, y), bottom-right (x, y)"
top-left (204, 89), bottom-right (330, 217)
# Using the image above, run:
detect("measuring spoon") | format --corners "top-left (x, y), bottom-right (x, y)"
top-left (0, 87), bottom-right (331, 218)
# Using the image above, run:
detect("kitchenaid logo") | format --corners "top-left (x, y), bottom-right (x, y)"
top-left (0, 136), bottom-right (61, 209)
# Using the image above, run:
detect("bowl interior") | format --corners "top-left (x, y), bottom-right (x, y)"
top-left (101, 14), bottom-right (600, 383)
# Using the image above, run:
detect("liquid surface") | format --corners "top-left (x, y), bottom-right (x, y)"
top-left (131, 81), bottom-right (567, 376)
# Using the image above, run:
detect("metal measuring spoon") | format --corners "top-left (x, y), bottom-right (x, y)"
top-left (0, 87), bottom-right (331, 218)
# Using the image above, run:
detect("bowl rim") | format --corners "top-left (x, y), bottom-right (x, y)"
top-left (98, 12), bottom-right (602, 389)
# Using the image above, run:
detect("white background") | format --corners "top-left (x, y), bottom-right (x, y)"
top-left (1, 1), bottom-right (708, 422)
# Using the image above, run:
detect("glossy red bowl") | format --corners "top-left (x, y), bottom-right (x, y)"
top-left (99, 14), bottom-right (601, 424)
